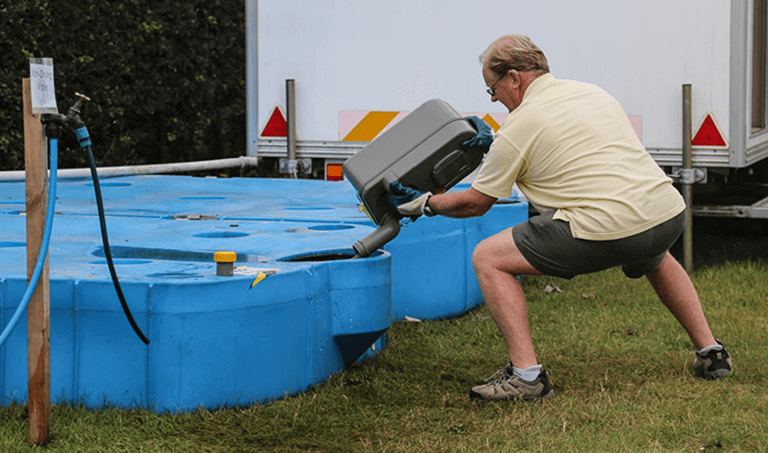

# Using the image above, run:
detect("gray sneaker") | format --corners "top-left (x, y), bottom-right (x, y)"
top-left (693, 340), bottom-right (732, 380)
top-left (469, 362), bottom-right (554, 402)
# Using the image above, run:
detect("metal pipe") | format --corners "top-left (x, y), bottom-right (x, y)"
top-left (286, 79), bottom-right (297, 161)
top-left (682, 84), bottom-right (693, 272)
top-left (245, 0), bottom-right (258, 159)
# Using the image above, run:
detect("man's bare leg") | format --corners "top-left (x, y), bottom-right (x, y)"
top-left (472, 228), bottom-right (542, 368)
top-left (646, 252), bottom-right (717, 350)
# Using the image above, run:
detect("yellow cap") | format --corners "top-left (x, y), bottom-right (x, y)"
top-left (214, 251), bottom-right (237, 263)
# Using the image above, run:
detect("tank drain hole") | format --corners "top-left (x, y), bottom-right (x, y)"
top-left (278, 251), bottom-right (358, 262)
top-left (193, 231), bottom-right (250, 238)
top-left (307, 224), bottom-right (355, 231)
top-left (89, 259), bottom-right (152, 265)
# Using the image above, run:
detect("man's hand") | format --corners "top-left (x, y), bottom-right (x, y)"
top-left (462, 116), bottom-right (494, 152)
top-left (387, 181), bottom-right (434, 219)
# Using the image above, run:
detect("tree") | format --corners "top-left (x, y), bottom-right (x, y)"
top-left (0, 0), bottom-right (246, 171)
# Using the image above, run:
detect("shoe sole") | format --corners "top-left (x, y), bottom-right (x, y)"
top-left (469, 389), bottom-right (554, 402)
top-left (700, 368), bottom-right (731, 380)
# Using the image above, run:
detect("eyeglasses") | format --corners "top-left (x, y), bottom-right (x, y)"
top-left (486, 69), bottom-right (515, 97)
top-left (486, 73), bottom-right (505, 97)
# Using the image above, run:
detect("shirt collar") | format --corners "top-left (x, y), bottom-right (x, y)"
top-left (521, 73), bottom-right (555, 102)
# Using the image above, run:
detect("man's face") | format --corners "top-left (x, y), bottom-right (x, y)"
top-left (483, 65), bottom-right (520, 113)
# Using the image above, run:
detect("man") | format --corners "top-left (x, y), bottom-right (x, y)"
top-left (388, 34), bottom-right (731, 402)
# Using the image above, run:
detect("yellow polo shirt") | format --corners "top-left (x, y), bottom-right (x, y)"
top-left (472, 74), bottom-right (685, 241)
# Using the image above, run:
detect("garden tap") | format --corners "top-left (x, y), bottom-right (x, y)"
top-left (41, 93), bottom-right (90, 139)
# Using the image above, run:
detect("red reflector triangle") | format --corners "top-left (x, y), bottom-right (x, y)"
top-left (692, 113), bottom-right (727, 147)
top-left (260, 106), bottom-right (287, 137)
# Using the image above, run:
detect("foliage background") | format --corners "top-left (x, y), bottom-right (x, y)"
top-left (0, 0), bottom-right (246, 171)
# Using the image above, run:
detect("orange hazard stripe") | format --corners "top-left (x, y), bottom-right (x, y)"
top-left (342, 111), bottom-right (399, 142)
top-left (481, 114), bottom-right (501, 131)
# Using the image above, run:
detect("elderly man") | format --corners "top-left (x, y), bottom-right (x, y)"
top-left (388, 34), bottom-right (731, 402)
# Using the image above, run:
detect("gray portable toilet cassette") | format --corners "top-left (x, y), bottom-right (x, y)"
top-left (343, 99), bottom-right (489, 257)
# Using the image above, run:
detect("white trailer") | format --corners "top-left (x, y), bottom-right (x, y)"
top-left (248, 0), bottom-right (768, 217)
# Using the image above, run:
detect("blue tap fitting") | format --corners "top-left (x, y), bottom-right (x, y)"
top-left (74, 126), bottom-right (92, 148)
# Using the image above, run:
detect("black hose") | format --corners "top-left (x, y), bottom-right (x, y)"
top-left (86, 146), bottom-right (150, 345)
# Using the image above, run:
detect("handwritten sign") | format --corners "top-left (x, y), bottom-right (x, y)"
top-left (29, 58), bottom-right (58, 114)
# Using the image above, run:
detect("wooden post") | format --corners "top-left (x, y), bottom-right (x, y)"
top-left (23, 78), bottom-right (51, 446)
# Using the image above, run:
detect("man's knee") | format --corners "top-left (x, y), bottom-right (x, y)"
top-left (472, 237), bottom-right (492, 273)
top-left (472, 228), bottom-right (536, 276)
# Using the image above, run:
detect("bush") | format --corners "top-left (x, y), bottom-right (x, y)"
top-left (0, 0), bottom-right (245, 171)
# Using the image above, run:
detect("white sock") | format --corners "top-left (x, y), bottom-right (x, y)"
top-left (512, 364), bottom-right (543, 381)
top-left (697, 344), bottom-right (723, 355)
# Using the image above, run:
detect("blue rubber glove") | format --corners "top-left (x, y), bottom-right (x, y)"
top-left (387, 181), bottom-right (434, 218)
top-left (462, 116), bottom-right (494, 152)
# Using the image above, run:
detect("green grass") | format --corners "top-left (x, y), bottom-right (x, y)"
top-left (2, 261), bottom-right (767, 452)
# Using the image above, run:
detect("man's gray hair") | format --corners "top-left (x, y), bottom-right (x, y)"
top-left (480, 35), bottom-right (550, 76)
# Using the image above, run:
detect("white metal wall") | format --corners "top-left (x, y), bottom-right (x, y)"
top-left (255, 0), bottom-right (731, 154)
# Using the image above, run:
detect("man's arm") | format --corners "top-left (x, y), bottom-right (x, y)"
top-left (429, 187), bottom-right (498, 219)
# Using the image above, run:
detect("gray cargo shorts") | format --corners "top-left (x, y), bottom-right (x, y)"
top-left (512, 210), bottom-right (686, 279)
